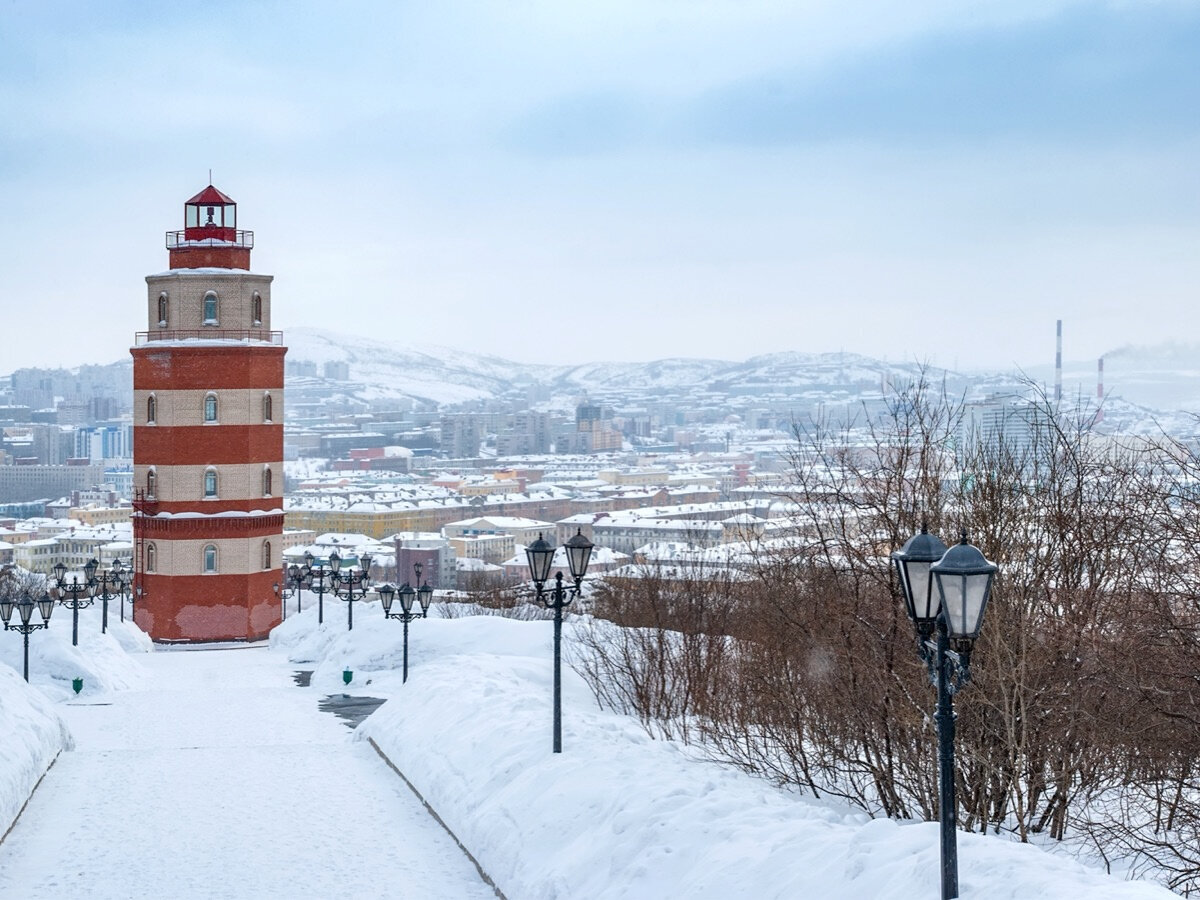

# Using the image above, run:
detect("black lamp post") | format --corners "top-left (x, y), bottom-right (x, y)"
top-left (53, 559), bottom-right (98, 647)
top-left (379, 574), bottom-right (433, 683)
top-left (93, 560), bottom-right (126, 634)
top-left (115, 562), bottom-right (133, 623)
top-left (892, 525), bottom-right (998, 900)
top-left (274, 563), bottom-right (305, 618)
top-left (1, 588), bottom-right (56, 682)
top-left (329, 550), bottom-right (372, 631)
top-left (525, 529), bottom-right (594, 753)
top-left (303, 551), bottom-right (332, 625)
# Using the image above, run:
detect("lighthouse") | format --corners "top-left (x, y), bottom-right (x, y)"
top-left (131, 185), bottom-right (286, 642)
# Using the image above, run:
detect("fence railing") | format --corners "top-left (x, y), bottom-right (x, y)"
top-left (134, 330), bottom-right (283, 346)
top-left (165, 230), bottom-right (255, 249)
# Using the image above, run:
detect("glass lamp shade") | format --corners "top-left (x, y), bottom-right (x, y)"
top-left (288, 564), bottom-right (301, 580)
top-left (53, 562), bottom-right (67, 583)
top-left (378, 583), bottom-right (396, 614)
top-left (0, 598), bottom-right (14, 624)
top-left (891, 526), bottom-right (949, 629)
top-left (111, 559), bottom-right (125, 576)
top-left (17, 598), bottom-right (35, 625)
top-left (303, 551), bottom-right (314, 568)
top-left (84, 558), bottom-right (100, 581)
top-left (417, 583), bottom-right (434, 614)
top-left (399, 584), bottom-right (416, 615)
top-left (525, 534), bottom-right (556, 585)
top-left (329, 551), bottom-right (342, 573)
top-left (413, 561), bottom-right (424, 582)
top-left (360, 554), bottom-right (373, 578)
top-left (564, 529), bottom-right (594, 580)
top-left (931, 536), bottom-right (998, 643)
top-left (37, 595), bottom-right (55, 622)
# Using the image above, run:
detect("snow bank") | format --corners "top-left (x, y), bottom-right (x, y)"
top-left (277, 610), bottom-right (1173, 899)
top-left (0, 667), bottom-right (72, 840)
top-left (0, 604), bottom-right (150, 841)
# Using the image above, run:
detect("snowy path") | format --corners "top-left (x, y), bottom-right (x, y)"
top-left (0, 646), bottom-right (497, 900)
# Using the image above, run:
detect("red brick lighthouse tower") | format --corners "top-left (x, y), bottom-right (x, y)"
top-left (131, 185), bottom-right (285, 642)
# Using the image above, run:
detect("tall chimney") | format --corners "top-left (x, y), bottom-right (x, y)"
top-left (1055, 319), bottom-right (1063, 405)
top-left (1095, 356), bottom-right (1105, 424)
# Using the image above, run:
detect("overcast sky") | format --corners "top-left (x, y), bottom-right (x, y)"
top-left (1, 0), bottom-right (1197, 373)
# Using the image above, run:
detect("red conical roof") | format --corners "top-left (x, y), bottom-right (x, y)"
top-left (185, 184), bottom-right (235, 205)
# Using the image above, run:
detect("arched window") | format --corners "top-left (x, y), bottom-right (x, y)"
top-left (203, 544), bottom-right (218, 573)
top-left (252, 292), bottom-right (262, 325)
top-left (147, 394), bottom-right (157, 424)
top-left (204, 393), bottom-right (218, 422)
top-left (262, 541), bottom-right (272, 569)
top-left (262, 467), bottom-right (272, 496)
top-left (146, 543), bottom-right (157, 573)
top-left (204, 468), bottom-right (218, 498)
top-left (157, 293), bottom-right (168, 327)
top-left (203, 291), bottom-right (218, 324)
top-left (263, 392), bottom-right (272, 423)
top-left (146, 468), bottom-right (157, 497)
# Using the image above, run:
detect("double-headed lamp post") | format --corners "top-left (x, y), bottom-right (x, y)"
top-left (0, 580), bottom-right (56, 682)
top-left (53, 558), bottom-right (98, 647)
top-left (92, 560), bottom-right (127, 634)
top-left (525, 529), bottom-right (594, 754)
top-left (303, 551), bottom-right (332, 625)
top-left (378, 575), bottom-right (433, 683)
top-left (892, 525), bottom-right (998, 900)
top-left (274, 563), bottom-right (305, 618)
top-left (329, 550), bottom-right (373, 631)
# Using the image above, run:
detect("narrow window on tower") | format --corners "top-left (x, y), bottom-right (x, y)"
top-left (146, 543), bottom-right (157, 573)
top-left (204, 393), bottom-right (218, 423)
top-left (146, 467), bottom-right (157, 498)
top-left (147, 394), bottom-right (157, 424)
top-left (252, 292), bottom-right (262, 326)
top-left (204, 468), bottom-right (218, 498)
top-left (263, 392), bottom-right (272, 423)
top-left (203, 544), bottom-right (218, 573)
top-left (158, 293), bottom-right (169, 327)
top-left (262, 467), bottom-right (272, 497)
top-left (262, 541), bottom-right (272, 569)
top-left (203, 291), bottom-right (218, 324)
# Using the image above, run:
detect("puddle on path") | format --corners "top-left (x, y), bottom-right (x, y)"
top-left (293, 670), bottom-right (313, 687)
top-left (318, 694), bottom-right (387, 729)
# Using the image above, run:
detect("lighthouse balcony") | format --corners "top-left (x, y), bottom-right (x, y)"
top-left (135, 329), bottom-right (283, 345)
top-left (166, 229), bottom-right (254, 249)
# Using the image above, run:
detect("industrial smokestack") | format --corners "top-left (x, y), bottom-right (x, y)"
top-left (1055, 320), bottom-right (1063, 405)
top-left (1095, 356), bottom-right (1105, 425)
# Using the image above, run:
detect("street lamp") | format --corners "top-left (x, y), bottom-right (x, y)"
top-left (0, 580), bottom-right (56, 682)
top-left (329, 550), bottom-right (373, 631)
top-left (892, 525), bottom-right (998, 900)
top-left (53, 559), bottom-right (97, 647)
top-left (525, 529), bottom-right (594, 753)
top-left (303, 551), bottom-right (333, 625)
top-left (379, 573), bottom-right (433, 683)
top-left (274, 563), bottom-right (305, 618)
top-left (115, 561), bottom-right (133, 623)
top-left (93, 560), bottom-right (126, 634)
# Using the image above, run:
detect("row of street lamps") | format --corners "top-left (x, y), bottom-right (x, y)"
top-left (0, 558), bottom-right (135, 681)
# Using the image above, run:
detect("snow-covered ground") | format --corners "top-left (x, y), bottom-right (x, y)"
top-left (273, 599), bottom-right (1177, 899)
top-left (0, 596), bottom-right (1180, 898)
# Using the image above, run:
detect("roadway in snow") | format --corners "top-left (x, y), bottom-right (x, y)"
top-left (0, 645), bottom-right (497, 900)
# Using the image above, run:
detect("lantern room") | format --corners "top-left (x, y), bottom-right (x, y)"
top-left (184, 185), bottom-right (237, 242)
top-left (167, 184), bottom-right (254, 269)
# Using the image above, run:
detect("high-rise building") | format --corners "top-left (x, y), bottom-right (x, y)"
top-left (131, 185), bottom-right (286, 642)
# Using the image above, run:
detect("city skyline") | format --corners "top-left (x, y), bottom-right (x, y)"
top-left (2, 1), bottom-right (1197, 373)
